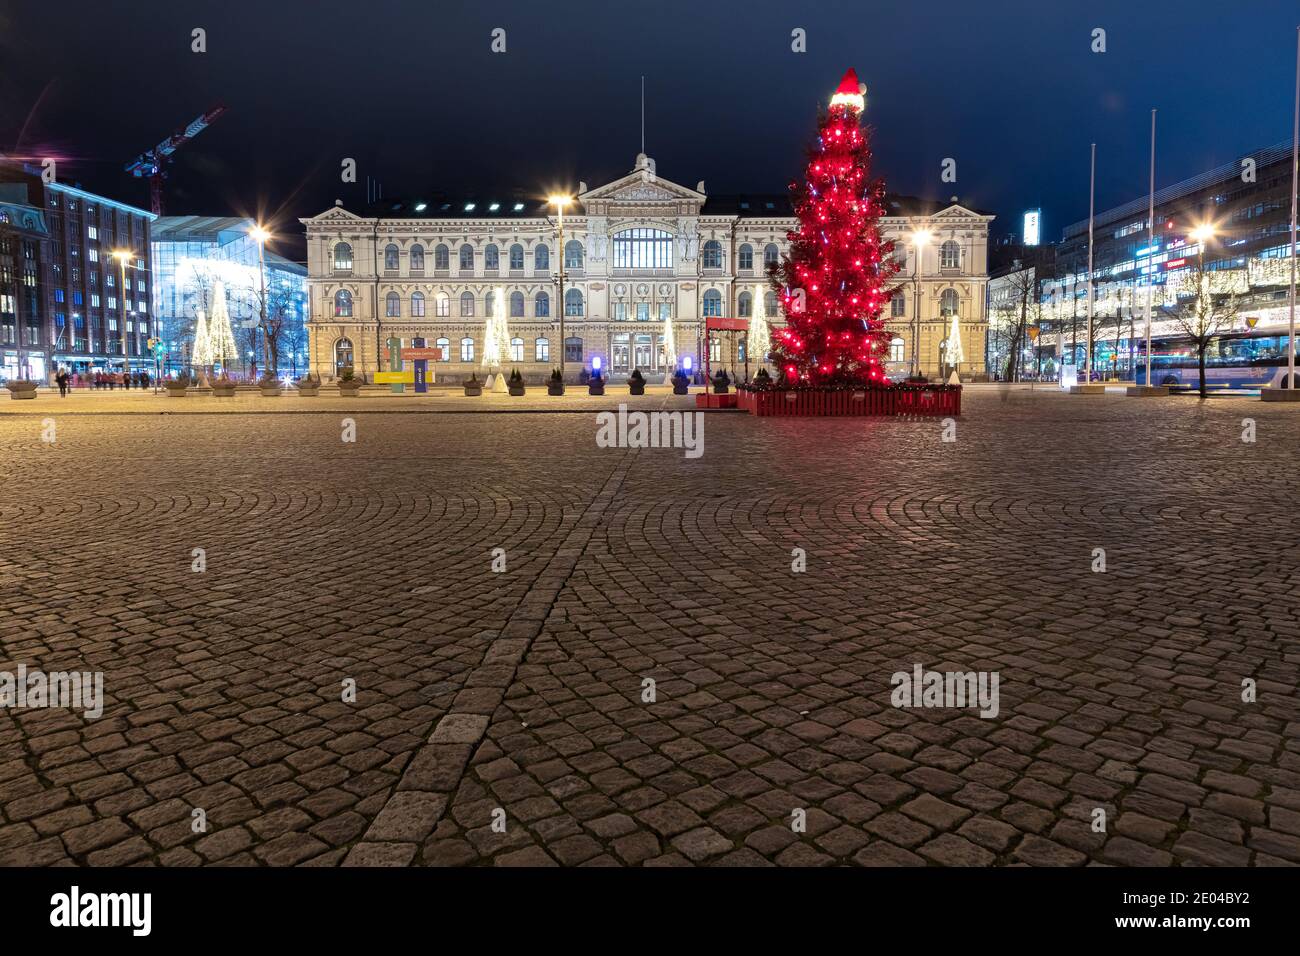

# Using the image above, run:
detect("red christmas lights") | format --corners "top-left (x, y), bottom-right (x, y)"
top-left (770, 69), bottom-right (900, 386)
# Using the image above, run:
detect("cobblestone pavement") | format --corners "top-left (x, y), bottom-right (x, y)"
top-left (1, 389), bottom-right (1298, 867)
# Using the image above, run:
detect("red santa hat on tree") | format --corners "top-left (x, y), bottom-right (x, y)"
top-left (829, 68), bottom-right (867, 113)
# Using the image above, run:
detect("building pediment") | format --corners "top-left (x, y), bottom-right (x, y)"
top-left (301, 205), bottom-right (366, 226)
top-left (580, 157), bottom-right (707, 212)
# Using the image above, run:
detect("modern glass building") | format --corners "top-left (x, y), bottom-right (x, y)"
top-left (151, 217), bottom-right (308, 377)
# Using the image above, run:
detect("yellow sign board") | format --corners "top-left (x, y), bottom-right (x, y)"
top-left (374, 370), bottom-right (415, 384)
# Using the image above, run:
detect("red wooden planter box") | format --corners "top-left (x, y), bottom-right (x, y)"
top-left (737, 384), bottom-right (960, 418)
top-left (695, 392), bottom-right (738, 409)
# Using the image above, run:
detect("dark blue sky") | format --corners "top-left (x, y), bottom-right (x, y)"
top-left (2, 0), bottom-right (1297, 253)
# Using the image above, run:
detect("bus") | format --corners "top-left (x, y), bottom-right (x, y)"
top-left (1134, 330), bottom-right (1297, 390)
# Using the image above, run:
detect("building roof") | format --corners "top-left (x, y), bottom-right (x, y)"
top-left (0, 200), bottom-right (49, 235)
top-left (153, 215), bottom-right (306, 274)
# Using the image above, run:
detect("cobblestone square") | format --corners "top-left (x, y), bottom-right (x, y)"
top-left (1, 387), bottom-right (1298, 867)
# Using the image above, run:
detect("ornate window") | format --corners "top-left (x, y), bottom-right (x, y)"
top-left (612, 228), bottom-right (672, 269)
top-left (763, 291), bottom-right (777, 317)
top-left (940, 240), bottom-right (960, 270)
top-left (940, 289), bottom-right (959, 316)
top-left (333, 242), bottom-right (353, 272)
top-left (738, 244), bottom-right (754, 270)
top-left (891, 291), bottom-right (906, 317)
top-left (763, 243), bottom-right (779, 267)
top-left (737, 291), bottom-right (752, 317)
top-left (334, 289), bottom-right (352, 317)
top-left (334, 337), bottom-right (354, 372)
top-left (564, 288), bottom-right (584, 316)
top-left (484, 244), bottom-right (500, 270)
top-left (411, 292), bottom-right (426, 317)
top-left (701, 240), bottom-right (723, 270)
top-left (534, 291), bottom-right (550, 317)
top-left (435, 337), bottom-right (450, 361)
top-left (509, 291), bottom-right (524, 317)
top-left (564, 336), bottom-right (583, 362)
top-left (385, 291), bottom-right (400, 317)
top-left (889, 337), bottom-right (905, 362)
top-left (434, 244), bottom-right (450, 270)
top-left (485, 290), bottom-right (497, 317)
top-left (410, 245), bottom-right (425, 271)
top-left (702, 289), bottom-right (723, 317)
top-left (459, 244), bottom-right (474, 270)
top-left (460, 337), bottom-right (475, 362)
top-left (509, 244), bottom-right (524, 270)
top-left (535, 336), bottom-right (549, 362)
top-left (510, 337), bottom-right (524, 362)
top-left (564, 240), bottom-right (584, 270)
top-left (384, 243), bottom-right (399, 271)
top-left (535, 245), bottom-right (550, 271)
top-left (435, 293), bottom-right (450, 317)
top-left (460, 291), bottom-right (475, 316)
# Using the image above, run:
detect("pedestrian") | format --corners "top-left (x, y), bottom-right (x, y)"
top-left (139, 370), bottom-right (149, 389)
top-left (56, 369), bottom-right (68, 397)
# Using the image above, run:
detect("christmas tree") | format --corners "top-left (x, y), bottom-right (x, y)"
top-left (747, 283), bottom-right (771, 372)
top-left (770, 69), bottom-right (900, 386)
top-left (206, 280), bottom-right (239, 373)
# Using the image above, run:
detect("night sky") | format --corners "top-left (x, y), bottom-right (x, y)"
top-left (3, 0), bottom-right (1297, 260)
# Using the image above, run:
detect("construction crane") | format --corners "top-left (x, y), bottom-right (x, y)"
top-left (124, 104), bottom-right (228, 215)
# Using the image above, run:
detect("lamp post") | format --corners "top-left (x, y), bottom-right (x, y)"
top-left (909, 228), bottom-right (932, 378)
top-left (111, 250), bottom-right (132, 378)
top-left (250, 224), bottom-right (271, 377)
top-left (548, 195), bottom-right (573, 376)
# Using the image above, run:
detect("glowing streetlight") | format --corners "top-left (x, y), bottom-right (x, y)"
top-left (249, 223), bottom-right (271, 377)
top-left (1189, 224), bottom-right (1215, 245)
top-left (909, 229), bottom-right (932, 378)
top-left (548, 195), bottom-right (575, 376)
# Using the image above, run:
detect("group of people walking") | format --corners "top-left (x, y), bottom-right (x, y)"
top-left (52, 369), bottom-right (151, 397)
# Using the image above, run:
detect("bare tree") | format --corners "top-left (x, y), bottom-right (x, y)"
top-left (1162, 253), bottom-right (1238, 398)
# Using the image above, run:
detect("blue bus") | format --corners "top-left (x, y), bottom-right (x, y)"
top-left (1135, 331), bottom-right (1297, 390)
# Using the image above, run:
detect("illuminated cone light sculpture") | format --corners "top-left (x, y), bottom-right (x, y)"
top-left (748, 284), bottom-right (771, 374)
top-left (191, 308), bottom-right (212, 369)
top-left (769, 69), bottom-right (901, 386)
top-left (206, 280), bottom-right (239, 375)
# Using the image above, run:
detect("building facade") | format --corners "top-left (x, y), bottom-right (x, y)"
top-left (0, 199), bottom-right (50, 382)
top-left (152, 216), bottom-right (309, 377)
top-left (0, 163), bottom-right (155, 380)
top-left (1036, 139), bottom-right (1299, 377)
top-left (302, 155), bottom-right (993, 383)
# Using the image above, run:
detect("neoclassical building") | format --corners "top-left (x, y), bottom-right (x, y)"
top-left (301, 154), bottom-right (993, 382)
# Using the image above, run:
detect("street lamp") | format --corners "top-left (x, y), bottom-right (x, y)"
top-left (249, 224), bottom-right (271, 379)
top-left (909, 229), bottom-right (932, 379)
top-left (110, 250), bottom-right (133, 379)
top-left (548, 195), bottom-right (574, 376)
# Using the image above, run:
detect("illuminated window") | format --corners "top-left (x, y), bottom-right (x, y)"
top-left (510, 337), bottom-right (524, 362)
top-left (535, 336), bottom-right (549, 362)
top-left (460, 337), bottom-right (475, 361)
top-left (334, 337), bottom-right (354, 371)
top-left (940, 240), bottom-right (960, 270)
top-left (612, 228), bottom-right (672, 269)
top-left (333, 242), bottom-right (353, 271)
top-left (435, 337), bottom-right (450, 360)
top-left (435, 293), bottom-right (450, 317)
top-left (889, 337), bottom-right (905, 362)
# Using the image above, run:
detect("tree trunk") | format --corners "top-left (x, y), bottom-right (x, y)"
top-left (1198, 344), bottom-right (1207, 398)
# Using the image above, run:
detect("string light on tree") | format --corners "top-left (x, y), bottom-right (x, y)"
top-left (770, 69), bottom-right (900, 386)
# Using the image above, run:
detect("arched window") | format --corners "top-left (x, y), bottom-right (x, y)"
top-left (460, 291), bottom-right (475, 316)
top-left (459, 244), bottom-right (475, 270)
top-left (334, 337), bottom-right (354, 372)
top-left (534, 291), bottom-right (550, 317)
top-left (564, 240), bottom-right (584, 270)
top-left (702, 240), bottom-right (723, 270)
top-left (612, 228), bottom-right (673, 269)
top-left (737, 291), bottom-right (753, 317)
top-left (891, 291), bottom-right (906, 317)
top-left (889, 336), bottom-right (905, 363)
top-left (460, 337), bottom-right (475, 362)
top-left (940, 240), bottom-right (960, 270)
top-left (509, 244), bottom-right (524, 270)
top-left (384, 243), bottom-right (399, 271)
top-left (535, 336), bottom-right (550, 362)
top-left (484, 244), bottom-right (500, 270)
top-left (564, 288), bottom-right (584, 316)
top-left (410, 244), bottom-right (425, 271)
top-left (485, 290), bottom-right (497, 317)
top-left (411, 291), bottom-right (426, 317)
top-left (435, 337), bottom-right (450, 361)
top-left (763, 243), bottom-right (779, 268)
top-left (334, 289), bottom-right (352, 317)
top-left (510, 337), bottom-right (524, 362)
top-left (702, 289), bottom-right (723, 317)
top-left (435, 293), bottom-right (450, 317)
top-left (333, 242), bottom-right (353, 272)
top-left (940, 289), bottom-right (960, 316)
top-left (738, 244), bottom-right (754, 270)
top-left (509, 291), bottom-right (524, 317)
top-left (535, 244), bottom-right (550, 271)
top-left (764, 291), bottom-right (776, 317)
top-left (385, 291), bottom-right (400, 317)
top-left (564, 336), bottom-right (583, 363)
top-left (434, 244), bottom-right (450, 271)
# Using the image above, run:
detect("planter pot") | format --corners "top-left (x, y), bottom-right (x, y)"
top-left (5, 381), bottom-right (37, 400)
top-left (337, 382), bottom-right (362, 397)
top-left (588, 380), bottom-right (606, 396)
top-left (629, 380), bottom-right (646, 395)
top-left (163, 384), bottom-right (189, 399)
top-left (712, 382), bottom-right (730, 394)
top-left (508, 384), bottom-right (526, 396)
top-left (547, 382), bottom-right (565, 396)
top-left (296, 383), bottom-right (320, 396)
top-left (463, 383), bottom-right (483, 397)
top-left (211, 382), bottom-right (237, 398)
top-left (672, 379), bottom-right (689, 395)
top-left (259, 384), bottom-right (282, 397)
